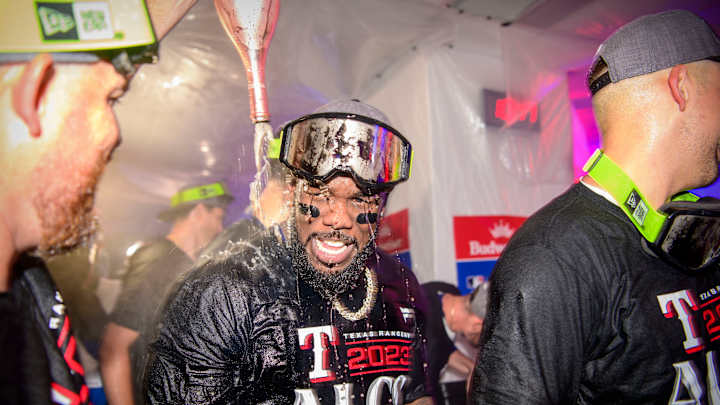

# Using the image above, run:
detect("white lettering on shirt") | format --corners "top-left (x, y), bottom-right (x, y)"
top-left (658, 290), bottom-right (704, 353)
top-left (298, 325), bottom-right (339, 382)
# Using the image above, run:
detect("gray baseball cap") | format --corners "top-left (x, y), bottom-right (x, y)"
top-left (589, 10), bottom-right (720, 95)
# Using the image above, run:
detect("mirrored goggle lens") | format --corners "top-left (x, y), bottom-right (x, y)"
top-left (281, 115), bottom-right (411, 190)
top-left (658, 213), bottom-right (720, 271)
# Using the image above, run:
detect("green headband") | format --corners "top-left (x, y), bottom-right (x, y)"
top-left (583, 149), bottom-right (698, 242)
top-left (170, 182), bottom-right (231, 207)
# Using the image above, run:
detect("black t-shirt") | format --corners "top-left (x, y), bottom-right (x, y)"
top-left (110, 238), bottom-right (193, 397)
top-left (0, 254), bottom-right (89, 404)
top-left (470, 183), bottom-right (720, 404)
top-left (145, 230), bottom-right (430, 404)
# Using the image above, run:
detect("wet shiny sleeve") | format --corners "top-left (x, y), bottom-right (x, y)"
top-left (406, 272), bottom-right (433, 403)
top-left (468, 244), bottom-right (598, 404)
top-left (144, 270), bottom-right (252, 404)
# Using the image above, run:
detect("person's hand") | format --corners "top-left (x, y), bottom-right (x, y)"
top-left (447, 350), bottom-right (475, 375)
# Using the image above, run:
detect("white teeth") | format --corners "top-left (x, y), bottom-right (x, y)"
top-left (314, 239), bottom-right (349, 256)
top-left (318, 241), bottom-right (346, 253)
top-left (323, 239), bottom-right (345, 248)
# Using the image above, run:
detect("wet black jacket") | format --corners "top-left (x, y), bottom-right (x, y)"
top-left (144, 230), bottom-right (429, 404)
top-left (470, 183), bottom-right (720, 404)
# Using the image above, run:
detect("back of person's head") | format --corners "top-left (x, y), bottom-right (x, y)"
top-left (587, 10), bottom-right (720, 136)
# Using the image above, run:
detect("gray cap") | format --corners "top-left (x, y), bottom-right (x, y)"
top-left (312, 98), bottom-right (391, 125)
top-left (469, 281), bottom-right (489, 319)
top-left (589, 10), bottom-right (720, 95)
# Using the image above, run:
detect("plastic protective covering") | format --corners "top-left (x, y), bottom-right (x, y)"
top-left (43, 0), bottom-right (625, 382)
top-left (38, 0), bottom-right (637, 398)
top-left (84, 0), bottom-right (601, 290)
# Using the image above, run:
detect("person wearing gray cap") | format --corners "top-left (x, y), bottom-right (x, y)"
top-left (144, 99), bottom-right (432, 404)
top-left (470, 10), bottom-right (720, 404)
top-left (422, 280), bottom-right (488, 405)
top-left (101, 181), bottom-right (233, 405)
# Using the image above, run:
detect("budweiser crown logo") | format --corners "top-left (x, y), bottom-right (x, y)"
top-left (489, 220), bottom-right (515, 239)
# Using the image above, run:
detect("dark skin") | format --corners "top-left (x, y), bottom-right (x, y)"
top-left (291, 176), bottom-right (432, 405)
top-left (293, 176), bottom-right (379, 275)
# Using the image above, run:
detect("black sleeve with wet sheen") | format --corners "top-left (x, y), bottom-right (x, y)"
top-left (468, 243), bottom-right (598, 404)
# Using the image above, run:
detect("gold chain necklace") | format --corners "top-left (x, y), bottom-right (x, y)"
top-left (332, 267), bottom-right (378, 321)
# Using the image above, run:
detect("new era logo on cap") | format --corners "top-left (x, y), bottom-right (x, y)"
top-left (37, 1), bottom-right (114, 42)
top-left (625, 190), bottom-right (648, 226)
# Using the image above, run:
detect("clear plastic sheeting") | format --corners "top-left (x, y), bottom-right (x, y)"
top-left (92, 0), bottom-right (582, 287)
top-left (367, 12), bottom-right (578, 285)
top-left (81, 0), bottom-right (717, 289)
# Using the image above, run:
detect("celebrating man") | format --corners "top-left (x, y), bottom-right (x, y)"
top-left (470, 10), bottom-right (720, 404)
top-left (145, 99), bottom-right (431, 404)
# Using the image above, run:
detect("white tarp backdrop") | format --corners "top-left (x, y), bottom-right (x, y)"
top-left (85, 0), bottom-right (718, 290)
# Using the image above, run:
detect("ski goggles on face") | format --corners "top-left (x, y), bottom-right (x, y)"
top-left (278, 112), bottom-right (413, 195)
top-left (584, 149), bottom-right (720, 272)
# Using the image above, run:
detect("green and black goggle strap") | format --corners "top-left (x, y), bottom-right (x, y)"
top-left (582, 149), bottom-right (698, 243)
top-left (267, 136), bottom-right (282, 160)
top-left (580, 149), bottom-right (720, 272)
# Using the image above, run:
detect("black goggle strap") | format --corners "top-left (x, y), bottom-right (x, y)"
top-left (0, 43), bottom-right (159, 79)
top-left (582, 149), bottom-right (698, 243)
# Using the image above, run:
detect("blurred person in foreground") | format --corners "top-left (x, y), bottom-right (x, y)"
top-left (422, 280), bottom-right (487, 405)
top-left (100, 182), bottom-right (233, 405)
top-left (0, 0), bottom-right (196, 402)
top-left (470, 10), bottom-right (720, 404)
top-left (144, 99), bottom-right (432, 404)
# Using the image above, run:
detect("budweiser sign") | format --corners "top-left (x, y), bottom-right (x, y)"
top-left (454, 216), bottom-right (526, 260)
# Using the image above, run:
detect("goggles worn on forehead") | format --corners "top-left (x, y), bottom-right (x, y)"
top-left (278, 112), bottom-right (413, 195)
top-left (0, 0), bottom-right (157, 77)
top-left (583, 149), bottom-right (720, 272)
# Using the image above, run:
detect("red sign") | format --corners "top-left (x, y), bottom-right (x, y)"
top-left (483, 89), bottom-right (540, 131)
top-left (453, 216), bottom-right (526, 260)
top-left (495, 97), bottom-right (538, 124)
top-left (377, 209), bottom-right (409, 254)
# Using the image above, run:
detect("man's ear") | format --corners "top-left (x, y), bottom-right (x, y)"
top-left (12, 54), bottom-right (54, 138)
top-left (668, 64), bottom-right (689, 112)
top-left (188, 203), bottom-right (208, 219)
